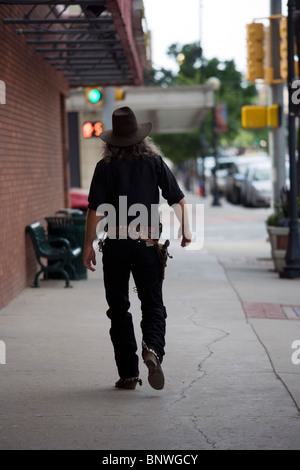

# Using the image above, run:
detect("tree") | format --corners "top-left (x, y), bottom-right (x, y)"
top-left (144, 43), bottom-right (267, 164)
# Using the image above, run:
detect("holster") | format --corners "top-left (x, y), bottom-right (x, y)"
top-left (97, 223), bottom-right (172, 280)
top-left (154, 239), bottom-right (173, 280)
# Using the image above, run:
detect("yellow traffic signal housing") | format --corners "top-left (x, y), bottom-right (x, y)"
top-left (267, 104), bottom-right (280, 127)
top-left (279, 17), bottom-right (288, 81)
top-left (279, 17), bottom-right (299, 81)
top-left (115, 88), bottom-right (126, 101)
top-left (246, 23), bottom-right (265, 82)
top-left (241, 105), bottom-right (267, 128)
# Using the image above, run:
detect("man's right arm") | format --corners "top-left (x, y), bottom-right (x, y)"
top-left (83, 208), bottom-right (102, 272)
top-left (173, 198), bottom-right (192, 247)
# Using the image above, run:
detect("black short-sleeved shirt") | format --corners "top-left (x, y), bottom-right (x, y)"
top-left (88, 154), bottom-right (184, 227)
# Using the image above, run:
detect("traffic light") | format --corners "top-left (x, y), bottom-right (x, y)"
top-left (86, 87), bottom-right (103, 105)
top-left (82, 121), bottom-right (103, 138)
top-left (115, 88), bottom-right (126, 101)
top-left (241, 105), bottom-right (267, 129)
top-left (267, 104), bottom-right (281, 128)
top-left (246, 22), bottom-right (265, 82)
top-left (279, 17), bottom-right (299, 81)
top-left (279, 17), bottom-right (288, 81)
top-left (241, 104), bottom-right (281, 128)
top-left (85, 87), bottom-right (125, 104)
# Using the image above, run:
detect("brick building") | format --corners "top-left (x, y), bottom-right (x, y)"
top-left (0, 4), bottom-right (69, 308)
top-left (0, 1), bottom-right (146, 309)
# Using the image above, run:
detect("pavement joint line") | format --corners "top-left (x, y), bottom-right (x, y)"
top-left (218, 256), bottom-right (274, 267)
top-left (243, 301), bottom-right (300, 320)
top-left (293, 307), bottom-right (300, 318)
top-left (282, 306), bottom-right (300, 320)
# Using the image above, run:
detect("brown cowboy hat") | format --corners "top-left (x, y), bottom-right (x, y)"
top-left (99, 106), bottom-right (152, 147)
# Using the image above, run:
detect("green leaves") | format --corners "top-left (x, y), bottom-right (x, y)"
top-left (144, 42), bottom-right (267, 163)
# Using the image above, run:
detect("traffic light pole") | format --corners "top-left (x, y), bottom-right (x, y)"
top-left (211, 105), bottom-right (221, 206)
top-left (102, 86), bottom-right (115, 132)
top-left (280, 0), bottom-right (300, 279)
top-left (206, 77), bottom-right (221, 207)
top-left (269, 0), bottom-right (286, 207)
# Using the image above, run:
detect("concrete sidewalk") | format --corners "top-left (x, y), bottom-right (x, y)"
top-left (0, 195), bottom-right (300, 450)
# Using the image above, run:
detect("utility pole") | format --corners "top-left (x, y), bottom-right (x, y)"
top-left (269, 0), bottom-right (286, 207)
top-left (211, 104), bottom-right (221, 206)
top-left (102, 86), bottom-right (115, 131)
top-left (198, 0), bottom-right (206, 197)
top-left (280, 0), bottom-right (300, 278)
top-left (206, 77), bottom-right (221, 206)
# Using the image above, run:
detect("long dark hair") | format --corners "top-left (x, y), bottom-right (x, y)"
top-left (101, 137), bottom-right (161, 163)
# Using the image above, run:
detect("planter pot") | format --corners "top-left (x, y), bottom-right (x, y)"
top-left (267, 226), bottom-right (289, 272)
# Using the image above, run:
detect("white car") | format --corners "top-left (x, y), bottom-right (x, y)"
top-left (242, 161), bottom-right (289, 208)
top-left (225, 155), bottom-right (270, 204)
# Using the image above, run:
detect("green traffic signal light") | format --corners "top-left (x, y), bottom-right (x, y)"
top-left (88, 88), bottom-right (102, 103)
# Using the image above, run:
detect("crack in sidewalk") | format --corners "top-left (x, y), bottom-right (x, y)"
top-left (218, 257), bottom-right (300, 417)
top-left (190, 415), bottom-right (218, 450)
top-left (168, 303), bottom-right (229, 407)
top-left (167, 303), bottom-right (229, 449)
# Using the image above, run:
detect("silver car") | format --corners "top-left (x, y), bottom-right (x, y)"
top-left (225, 155), bottom-right (270, 205)
top-left (242, 160), bottom-right (290, 208)
top-left (242, 162), bottom-right (272, 207)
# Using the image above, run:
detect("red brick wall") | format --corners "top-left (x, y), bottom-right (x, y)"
top-left (0, 5), bottom-right (69, 309)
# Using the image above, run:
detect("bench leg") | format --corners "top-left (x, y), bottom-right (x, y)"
top-left (60, 268), bottom-right (72, 288)
top-left (67, 262), bottom-right (78, 281)
top-left (32, 269), bottom-right (43, 288)
top-left (32, 264), bottom-right (73, 288)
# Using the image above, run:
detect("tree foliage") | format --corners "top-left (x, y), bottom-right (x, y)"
top-left (144, 42), bottom-right (268, 164)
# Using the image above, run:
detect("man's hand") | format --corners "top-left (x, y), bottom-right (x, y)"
top-left (178, 227), bottom-right (192, 247)
top-left (181, 233), bottom-right (192, 247)
top-left (83, 208), bottom-right (101, 272)
top-left (83, 245), bottom-right (96, 272)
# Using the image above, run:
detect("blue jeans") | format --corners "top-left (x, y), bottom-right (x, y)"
top-left (102, 238), bottom-right (167, 379)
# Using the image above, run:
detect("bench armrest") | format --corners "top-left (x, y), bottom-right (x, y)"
top-left (48, 236), bottom-right (71, 248)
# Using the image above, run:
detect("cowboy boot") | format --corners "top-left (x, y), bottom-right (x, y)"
top-left (115, 377), bottom-right (142, 390)
top-left (142, 347), bottom-right (165, 390)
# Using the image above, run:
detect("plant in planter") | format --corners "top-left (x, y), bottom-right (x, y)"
top-left (266, 187), bottom-right (300, 272)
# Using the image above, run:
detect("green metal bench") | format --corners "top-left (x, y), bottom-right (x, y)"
top-left (26, 221), bottom-right (82, 288)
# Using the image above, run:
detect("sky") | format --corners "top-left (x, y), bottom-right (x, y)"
top-left (143, 0), bottom-right (288, 74)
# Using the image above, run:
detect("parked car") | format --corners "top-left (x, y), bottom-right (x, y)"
top-left (242, 162), bottom-right (272, 207)
top-left (208, 155), bottom-right (238, 196)
top-left (197, 156), bottom-right (216, 179)
top-left (240, 159), bottom-right (290, 208)
top-left (69, 187), bottom-right (89, 211)
top-left (225, 155), bottom-right (270, 205)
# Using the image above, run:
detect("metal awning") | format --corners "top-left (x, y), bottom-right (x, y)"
top-left (67, 85), bottom-right (215, 134)
top-left (0, 0), bottom-right (146, 87)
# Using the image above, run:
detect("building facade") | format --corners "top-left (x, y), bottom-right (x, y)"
top-left (0, 4), bottom-right (69, 308)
